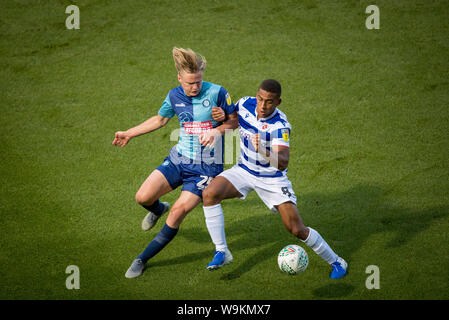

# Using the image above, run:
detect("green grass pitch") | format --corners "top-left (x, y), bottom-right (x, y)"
top-left (1, 0), bottom-right (448, 300)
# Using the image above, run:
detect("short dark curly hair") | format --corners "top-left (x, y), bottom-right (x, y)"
top-left (259, 79), bottom-right (281, 97)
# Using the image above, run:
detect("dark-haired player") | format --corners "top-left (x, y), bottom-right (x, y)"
top-left (203, 79), bottom-right (347, 279)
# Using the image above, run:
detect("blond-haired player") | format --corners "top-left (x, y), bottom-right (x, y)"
top-left (113, 47), bottom-right (238, 278)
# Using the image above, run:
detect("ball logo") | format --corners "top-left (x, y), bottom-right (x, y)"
top-left (284, 247), bottom-right (295, 254)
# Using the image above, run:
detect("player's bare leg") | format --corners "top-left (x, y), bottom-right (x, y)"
top-left (136, 169), bottom-right (172, 230)
top-left (277, 202), bottom-right (348, 279)
top-left (136, 169), bottom-right (172, 205)
top-left (165, 190), bottom-right (202, 229)
top-left (276, 201), bottom-right (309, 240)
top-left (203, 176), bottom-right (243, 206)
top-left (202, 176), bottom-right (241, 270)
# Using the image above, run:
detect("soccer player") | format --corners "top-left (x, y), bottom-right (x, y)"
top-left (202, 79), bottom-right (348, 279)
top-left (112, 47), bottom-right (238, 278)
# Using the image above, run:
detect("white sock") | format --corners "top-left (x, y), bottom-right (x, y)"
top-left (203, 204), bottom-right (227, 252)
top-left (302, 227), bottom-right (338, 264)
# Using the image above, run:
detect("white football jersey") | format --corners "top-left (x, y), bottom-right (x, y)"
top-left (236, 96), bottom-right (291, 178)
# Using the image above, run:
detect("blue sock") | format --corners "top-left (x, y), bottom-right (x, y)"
top-left (137, 223), bottom-right (178, 263)
top-left (142, 199), bottom-right (165, 216)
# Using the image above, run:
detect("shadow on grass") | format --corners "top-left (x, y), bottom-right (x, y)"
top-left (150, 184), bottom-right (448, 298)
top-left (148, 250), bottom-right (212, 268)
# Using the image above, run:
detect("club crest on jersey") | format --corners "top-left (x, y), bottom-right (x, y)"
top-left (261, 123), bottom-right (269, 131)
top-left (226, 93), bottom-right (232, 106)
top-left (202, 99), bottom-right (210, 108)
top-left (282, 128), bottom-right (289, 142)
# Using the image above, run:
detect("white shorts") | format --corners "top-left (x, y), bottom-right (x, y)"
top-left (218, 165), bottom-right (297, 213)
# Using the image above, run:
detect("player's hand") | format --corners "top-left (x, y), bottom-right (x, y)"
top-left (112, 131), bottom-right (131, 148)
top-left (211, 107), bottom-right (226, 122)
top-left (251, 134), bottom-right (260, 152)
top-left (199, 128), bottom-right (220, 148)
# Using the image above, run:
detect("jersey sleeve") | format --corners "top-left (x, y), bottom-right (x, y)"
top-left (271, 127), bottom-right (291, 148)
top-left (158, 93), bottom-right (175, 118)
top-left (234, 98), bottom-right (242, 113)
top-left (216, 86), bottom-right (236, 115)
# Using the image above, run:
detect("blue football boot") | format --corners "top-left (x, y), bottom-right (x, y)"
top-left (330, 257), bottom-right (348, 279)
top-left (206, 248), bottom-right (233, 270)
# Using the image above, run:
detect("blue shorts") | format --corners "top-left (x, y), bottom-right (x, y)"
top-left (156, 152), bottom-right (223, 198)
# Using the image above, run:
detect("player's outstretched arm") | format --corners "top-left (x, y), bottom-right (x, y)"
top-left (112, 115), bottom-right (170, 148)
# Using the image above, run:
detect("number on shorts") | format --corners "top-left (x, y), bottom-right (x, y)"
top-left (197, 175), bottom-right (213, 190)
top-left (281, 186), bottom-right (292, 198)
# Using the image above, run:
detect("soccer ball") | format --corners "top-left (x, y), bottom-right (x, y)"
top-left (278, 244), bottom-right (308, 275)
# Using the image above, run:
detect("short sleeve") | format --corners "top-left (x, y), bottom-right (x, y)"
top-left (216, 86), bottom-right (236, 115)
top-left (158, 93), bottom-right (175, 118)
top-left (271, 127), bottom-right (290, 148)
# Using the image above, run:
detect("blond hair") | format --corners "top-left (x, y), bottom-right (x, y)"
top-left (172, 47), bottom-right (207, 74)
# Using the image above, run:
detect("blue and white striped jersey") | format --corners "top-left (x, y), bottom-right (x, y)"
top-left (236, 96), bottom-right (291, 178)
